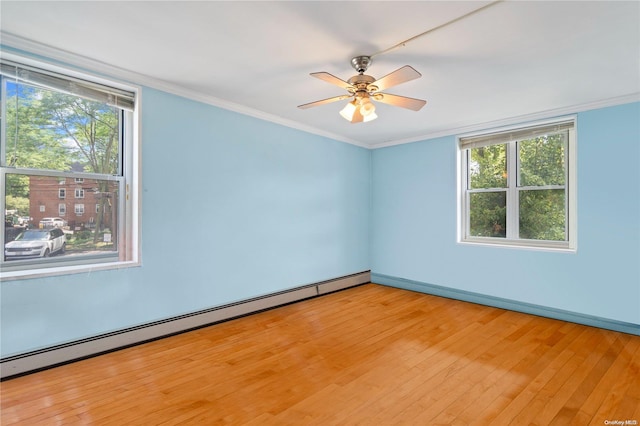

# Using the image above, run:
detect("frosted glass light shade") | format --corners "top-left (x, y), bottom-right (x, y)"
top-left (339, 101), bottom-right (357, 121)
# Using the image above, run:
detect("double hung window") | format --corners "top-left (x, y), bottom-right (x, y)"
top-left (459, 118), bottom-right (576, 251)
top-left (1, 56), bottom-right (139, 277)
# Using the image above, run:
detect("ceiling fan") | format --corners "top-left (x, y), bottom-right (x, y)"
top-left (298, 55), bottom-right (427, 123)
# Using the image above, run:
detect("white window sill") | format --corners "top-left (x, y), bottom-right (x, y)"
top-left (458, 239), bottom-right (577, 253)
top-left (0, 260), bottom-right (141, 282)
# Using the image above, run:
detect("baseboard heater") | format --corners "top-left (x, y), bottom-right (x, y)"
top-left (1, 271), bottom-right (370, 380)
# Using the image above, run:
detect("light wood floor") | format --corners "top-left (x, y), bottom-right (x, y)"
top-left (1, 283), bottom-right (639, 425)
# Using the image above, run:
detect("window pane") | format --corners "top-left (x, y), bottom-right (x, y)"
top-left (5, 173), bottom-right (120, 261)
top-left (469, 144), bottom-right (507, 189)
top-left (519, 189), bottom-right (565, 241)
top-left (518, 133), bottom-right (565, 187)
top-left (4, 80), bottom-right (120, 175)
top-left (469, 191), bottom-right (506, 238)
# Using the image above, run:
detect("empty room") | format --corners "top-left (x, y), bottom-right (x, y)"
top-left (1, 1), bottom-right (638, 424)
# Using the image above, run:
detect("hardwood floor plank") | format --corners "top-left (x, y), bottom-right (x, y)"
top-left (585, 338), bottom-right (640, 425)
top-left (488, 326), bottom-right (612, 424)
top-left (578, 336), bottom-right (639, 421)
top-left (453, 323), bottom-right (582, 425)
top-left (1, 284), bottom-right (638, 425)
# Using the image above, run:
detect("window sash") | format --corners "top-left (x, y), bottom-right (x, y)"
top-left (1, 77), bottom-right (126, 177)
top-left (2, 168), bottom-right (125, 270)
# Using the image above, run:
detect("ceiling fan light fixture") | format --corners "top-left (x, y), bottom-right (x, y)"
top-left (362, 111), bottom-right (378, 122)
top-left (339, 100), bottom-right (357, 121)
top-left (359, 97), bottom-right (376, 117)
top-left (339, 99), bottom-right (378, 123)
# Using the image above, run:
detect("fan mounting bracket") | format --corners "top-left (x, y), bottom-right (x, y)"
top-left (351, 56), bottom-right (372, 74)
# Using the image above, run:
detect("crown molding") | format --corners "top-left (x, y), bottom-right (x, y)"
top-left (0, 32), bottom-right (367, 149)
top-left (370, 92), bottom-right (640, 149)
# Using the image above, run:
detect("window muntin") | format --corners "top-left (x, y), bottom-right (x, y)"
top-left (1, 57), bottom-right (138, 276)
top-left (460, 119), bottom-right (575, 250)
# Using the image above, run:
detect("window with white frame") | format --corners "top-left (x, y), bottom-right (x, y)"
top-left (459, 118), bottom-right (576, 250)
top-left (1, 55), bottom-right (140, 276)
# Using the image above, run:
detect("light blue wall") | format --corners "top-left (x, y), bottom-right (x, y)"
top-left (371, 102), bottom-right (640, 325)
top-left (2, 56), bottom-right (637, 358)
top-left (0, 88), bottom-right (371, 357)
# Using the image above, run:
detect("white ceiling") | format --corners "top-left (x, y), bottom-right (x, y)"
top-left (1, 1), bottom-right (639, 148)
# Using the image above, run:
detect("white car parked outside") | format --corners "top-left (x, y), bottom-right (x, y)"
top-left (5, 228), bottom-right (67, 259)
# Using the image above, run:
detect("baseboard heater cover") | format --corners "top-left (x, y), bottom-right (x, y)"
top-left (372, 272), bottom-right (640, 336)
top-left (1, 271), bottom-right (370, 380)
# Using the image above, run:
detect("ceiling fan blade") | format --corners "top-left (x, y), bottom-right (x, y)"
top-left (373, 93), bottom-right (427, 111)
top-left (371, 66), bottom-right (422, 91)
top-left (297, 94), bottom-right (352, 109)
top-left (310, 72), bottom-right (355, 91)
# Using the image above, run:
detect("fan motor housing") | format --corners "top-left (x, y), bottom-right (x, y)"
top-left (347, 74), bottom-right (375, 91)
